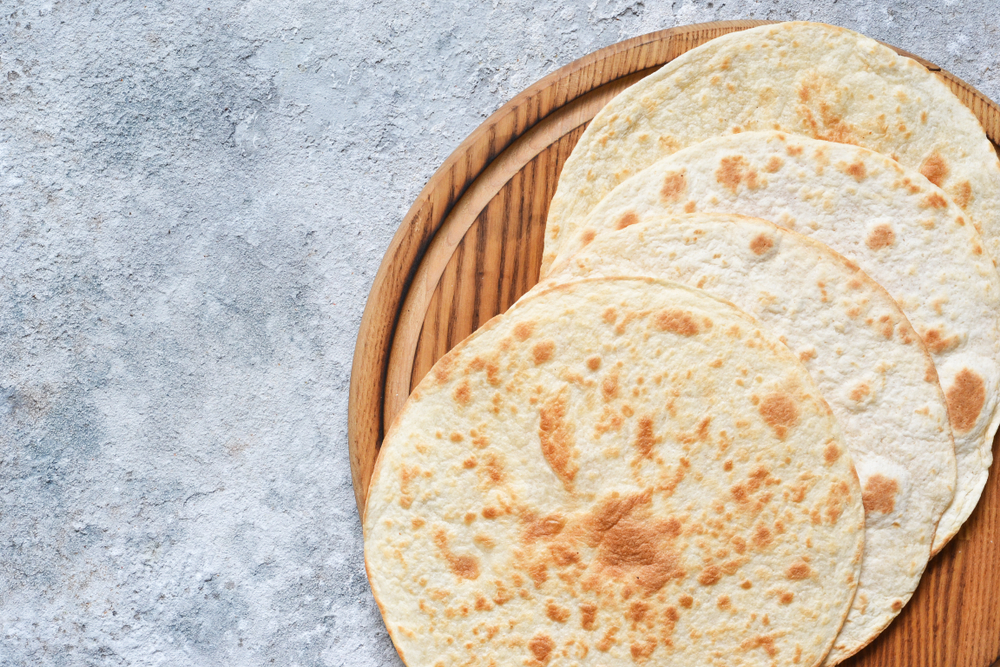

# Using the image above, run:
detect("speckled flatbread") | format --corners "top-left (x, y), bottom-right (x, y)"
top-left (365, 277), bottom-right (865, 667)
top-left (543, 21), bottom-right (1000, 273)
top-left (557, 131), bottom-right (1000, 558)
top-left (542, 213), bottom-right (955, 663)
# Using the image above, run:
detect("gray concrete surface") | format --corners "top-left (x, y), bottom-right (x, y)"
top-left (1, 1), bottom-right (997, 665)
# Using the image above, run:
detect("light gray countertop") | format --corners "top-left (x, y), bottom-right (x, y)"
top-left (1, 1), bottom-right (997, 665)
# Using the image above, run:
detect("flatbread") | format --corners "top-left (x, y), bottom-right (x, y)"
top-left (543, 21), bottom-right (1000, 273)
top-left (557, 131), bottom-right (1000, 554)
top-left (543, 213), bottom-right (955, 663)
top-left (365, 278), bottom-right (865, 667)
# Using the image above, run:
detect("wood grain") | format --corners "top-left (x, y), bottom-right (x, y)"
top-left (348, 19), bottom-right (1000, 666)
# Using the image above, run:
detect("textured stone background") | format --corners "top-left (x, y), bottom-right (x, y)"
top-left (1, 1), bottom-right (997, 665)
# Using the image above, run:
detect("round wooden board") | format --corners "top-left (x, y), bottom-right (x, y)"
top-left (349, 20), bottom-right (1000, 667)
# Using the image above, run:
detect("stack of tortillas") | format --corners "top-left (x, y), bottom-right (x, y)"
top-left (364, 21), bottom-right (1000, 667)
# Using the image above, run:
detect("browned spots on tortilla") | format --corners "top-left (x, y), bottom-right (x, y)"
top-left (786, 561), bottom-right (811, 580)
top-left (634, 415), bottom-right (659, 460)
top-left (684, 200), bottom-right (697, 213)
top-left (580, 229), bottom-right (597, 246)
top-left (660, 171), bottom-right (687, 202)
top-left (799, 348), bottom-right (816, 362)
top-left (866, 224), bottom-right (896, 250)
top-left (698, 564), bottom-right (722, 586)
top-left (923, 327), bottom-right (960, 354)
top-left (750, 234), bottom-right (774, 255)
top-left (587, 355), bottom-right (602, 371)
top-left (528, 633), bottom-right (555, 664)
top-left (795, 77), bottom-right (856, 143)
top-left (679, 594), bottom-right (694, 608)
top-left (891, 599), bottom-right (903, 612)
top-left (597, 626), bottom-right (619, 652)
top-left (602, 370), bottom-right (620, 401)
top-left (476, 533), bottom-right (496, 550)
top-left (481, 451), bottom-right (505, 486)
top-left (450, 431), bottom-right (463, 442)
top-left (925, 362), bottom-right (938, 384)
top-left (529, 561), bottom-right (548, 587)
top-left (539, 393), bottom-right (579, 489)
top-left (433, 351), bottom-right (454, 383)
top-left (849, 382), bottom-right (870, 403)
top-left (474, 592), bottom-right (492, 611)
top-left (399, 465), bottom-right (418, 509)
top-left (546, 600), bottom-right (570, 623)
top-left (787, 144), bottom-right (804, 157)
top-left (952, 180), bottom-right (973, 209)
top-left (731, 465), bottom-right (776, 507)
top-left (585, 491), bottom-right (684, 594)
top-left (654, 309), bottom-right (700, 336)
top-left (626, 600), bottom-right (649, 624)
top-left (717, 594), bottom-right (732, 610)
top-left (946, 368), bottom-right (986, 433)
top-left (824, 480), bottom-right (851, 523)
top-left (631, 639), bottom-right (657, 661)
top-left (919, 151), bottom-right (949, 187)
top-left (616, 211), bottom-right (640, 230)
top-left (759, 393), bottom-right (799, 439)
top-left (521, 512), bottom-right (566, 543)
top-left (764, 155), bottom-right (784, 173)
top-left (824, 442), bottom-right (841, 464)
top-left (921, 192), bottom-right (949, 209)
top-left (779, 591), bottom-right (794, 604)
top-left (532, 340), bottom-right (555, 365)
top-left (580, 603), bottom-right (598, 630)
top-left (753, 524), bottom-right (773, 548)
top-left (741, 634), bottom-right (778, 657)
top-left (514, 321), bottom-right (535, 342)
top-left (411, 517), bottom-right (425, 529)
top-left (716, 155), bottom-right (761, 193)
top-left (482, 506), bottom-right (501, 519)
top-left (433, 529), bottom-right (481, 580)
top-left (549, 541), bottom-right (581, 567)
top-left (462, 456), bottom-right (477, 469)
top-left (453, 379), bottom-right (471, 406)
top-left (862, 473), bottom-right (899, 515)
top-left (841, 160), bottom-right (867, 182)
top-left (603, 307), bottom-right (617, 325)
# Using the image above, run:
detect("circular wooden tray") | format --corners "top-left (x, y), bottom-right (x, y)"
top-left (349, 20), bottom-right (1000, 667)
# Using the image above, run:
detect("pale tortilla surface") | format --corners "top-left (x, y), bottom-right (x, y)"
top-left (559, 131), bottom-right (1000, 554)
top-left (545, 213), bottom-right (955, 663)
top-left (365, 278), bottom-right (865, 667)
top-left (543, 21), bottom-right (1000, 273)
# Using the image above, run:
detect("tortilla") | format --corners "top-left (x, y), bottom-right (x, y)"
top-left (365, 277), bottom-right (865, 667)
top-left (558, 131), bottom-right (1000, 555)
top-left (543, 21), bottom-right (1000, 273)
top-left (543, 213), bottom-right (955, 663)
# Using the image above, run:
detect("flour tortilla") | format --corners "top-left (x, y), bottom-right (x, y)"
top-left (365, 278), bottom-right (864, 667)
top-left (543, 21), bottom-right (1000, 273)
top-left (543, 213), bottom-right (955, 663)
top-left (558, 131), bottom-right (1000, 555)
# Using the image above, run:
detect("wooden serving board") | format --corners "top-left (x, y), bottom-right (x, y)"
top-left (349, 20), bottom-right (1000, 667)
